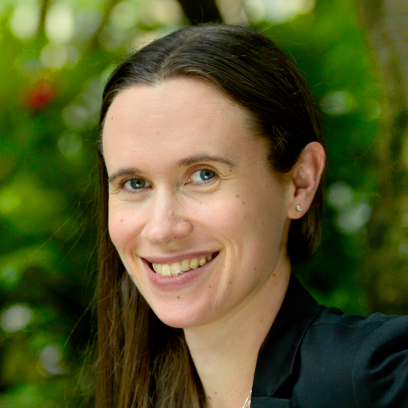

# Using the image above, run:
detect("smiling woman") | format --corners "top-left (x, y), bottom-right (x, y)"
top-left (103, 77), bottom-right (301, 330)
top-left (95, 25), bottom-right (408, 408)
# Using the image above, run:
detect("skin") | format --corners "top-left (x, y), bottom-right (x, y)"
top-left (102, 77), bottom-right (325, 408)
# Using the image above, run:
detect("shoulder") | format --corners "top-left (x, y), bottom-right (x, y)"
top-left (352, 313), bottom-right (408, 408)
top-left (294, 307), bottom-right (408, 408)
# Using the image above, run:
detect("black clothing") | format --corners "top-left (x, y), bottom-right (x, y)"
top-left (252, 277), bottom-right (408, 408)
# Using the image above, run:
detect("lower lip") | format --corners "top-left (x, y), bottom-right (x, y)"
top-left (142, 256), bottom-right (217, 292)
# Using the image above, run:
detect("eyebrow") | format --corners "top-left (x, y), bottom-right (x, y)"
top-left (176, 154), bottom-right (235, 168)
top-left (108, 168), bottom-right (143, 184)
top-left (108, 155), bottom-right (235, 184)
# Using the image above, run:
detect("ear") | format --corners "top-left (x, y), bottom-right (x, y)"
top-left (287, 142), bottom-right (325, 219)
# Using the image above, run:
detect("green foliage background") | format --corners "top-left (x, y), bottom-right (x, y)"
top-left (0, 0), bottom-right (382, 406)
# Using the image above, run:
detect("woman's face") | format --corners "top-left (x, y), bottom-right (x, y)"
top-left (102, 77), bottom-right (295, 329)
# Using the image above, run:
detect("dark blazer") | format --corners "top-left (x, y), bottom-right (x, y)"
top-left (251, 277), bottom-right (408, 408)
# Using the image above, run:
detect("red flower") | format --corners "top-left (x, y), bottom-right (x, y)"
top-left (26, 81), bottom-right (55, 110)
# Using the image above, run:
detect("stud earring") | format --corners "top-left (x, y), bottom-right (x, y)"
top-left (296, 205), bottom-right (302, 212)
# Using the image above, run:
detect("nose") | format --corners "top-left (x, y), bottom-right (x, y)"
top-left (141, 192), bottom-right (193, 245)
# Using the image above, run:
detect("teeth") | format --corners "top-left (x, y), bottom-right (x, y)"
top-left (161, 264), bottom-right (171, 276)
top-left (181, 259), bottom-right (190, 272)
top-left (190, 259), bottom-right (199, 269)
top-left (171, 262), bottom-right (182, 275)
top-left (152, 254), bottom-right (214, 277)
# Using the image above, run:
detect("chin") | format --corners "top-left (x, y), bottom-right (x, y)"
top-left (150, 301), bottom-right (212, 329)
top-left (155, 312), bottom-right (200, 329)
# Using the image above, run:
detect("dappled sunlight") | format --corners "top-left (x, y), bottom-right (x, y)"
top-left (244, 0), bottom-right (315, 23)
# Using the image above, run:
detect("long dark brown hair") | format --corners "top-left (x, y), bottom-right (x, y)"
top-left (95, 24), bottom-right (325, 408)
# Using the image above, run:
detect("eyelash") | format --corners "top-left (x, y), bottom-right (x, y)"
top-left (119, 178), bottom-right (151, 193)
top-left (187, 168), bottom-right (218, 185)
top-left (118, 167), bottom-right (218, 193)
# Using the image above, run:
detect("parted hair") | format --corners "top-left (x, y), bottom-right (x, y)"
top-left (96, 24), bottom-right (325, 408)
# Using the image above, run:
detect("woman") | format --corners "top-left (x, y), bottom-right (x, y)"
top-left (95, 25), bottom-right (408, 408)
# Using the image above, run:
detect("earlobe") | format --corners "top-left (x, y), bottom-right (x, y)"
top-left (287, 142), bottom-right (325, 219)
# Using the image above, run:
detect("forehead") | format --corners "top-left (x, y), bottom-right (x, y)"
top-left (101, 77), bottom-right (266, 170)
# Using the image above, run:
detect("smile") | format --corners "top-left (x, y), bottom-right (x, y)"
top-left (151, 254), bottom-right (216, 277)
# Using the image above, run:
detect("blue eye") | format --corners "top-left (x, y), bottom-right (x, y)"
top-left (123, 178), bottom-right (150, 191)
top-left (190, 169), bottom-right (217, 183)
top-left (201, 170), bottom-right (216, 181)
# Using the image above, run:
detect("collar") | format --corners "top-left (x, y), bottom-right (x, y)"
top-left (252, 275), bottom-right (320, 401)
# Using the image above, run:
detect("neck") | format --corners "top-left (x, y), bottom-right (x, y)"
top-left (184, 261), bottom-right (291, 408)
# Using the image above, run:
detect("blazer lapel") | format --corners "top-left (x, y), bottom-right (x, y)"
top-left (252, 276), bottom-right (320, 400)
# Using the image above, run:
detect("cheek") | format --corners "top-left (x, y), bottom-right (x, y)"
top-left (193, 192), bottom-right (259, 246)
top-left (108, 202), bottom-right (142, 251)
top-left (206, 187), bottom-right (283, 232)
top-left (204, 184), bottom-right (288, 260)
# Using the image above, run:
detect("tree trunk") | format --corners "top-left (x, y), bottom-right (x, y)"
top-left (176, 0), bottom-right (223, 25)
top-left (358, 0), bottom-right (408, 314)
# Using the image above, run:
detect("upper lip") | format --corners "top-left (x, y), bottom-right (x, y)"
top-left (141, 251), bottom-right (219, 264)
